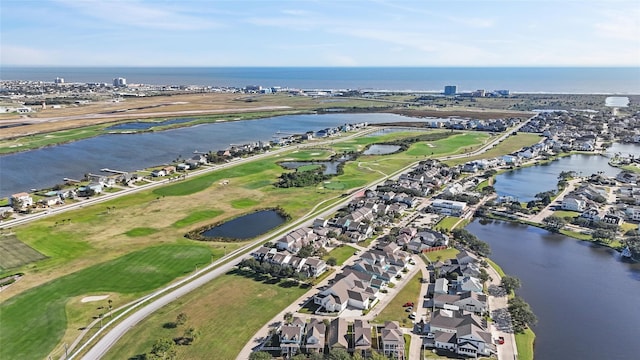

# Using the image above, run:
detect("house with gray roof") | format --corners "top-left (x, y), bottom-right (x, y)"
top-left (352, 319), bottom-right (372, 357)
top-left (328, 318), bottom-right (349, 351)
top-left (381, 321), bottom-right (405, 359)
top-left (304, 318), bottom-right (326, 354)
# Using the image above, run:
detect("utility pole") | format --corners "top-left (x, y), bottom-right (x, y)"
top-left (64, 343), bottom-right (68, 359)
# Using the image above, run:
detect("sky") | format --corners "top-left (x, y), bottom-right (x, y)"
top-left (1, 0), bottom-right (639, 67)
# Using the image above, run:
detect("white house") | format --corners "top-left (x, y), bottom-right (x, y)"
top-left (431, 199), bottom-right (467, 216)
top-left (9, 192), bottom-right (33, 210)
top-left (562, 197), bottom-right (586, 212)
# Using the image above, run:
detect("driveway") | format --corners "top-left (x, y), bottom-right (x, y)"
top-left (485, 264), bottom-right (518, 360)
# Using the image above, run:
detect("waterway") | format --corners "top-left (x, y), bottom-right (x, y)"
top-left (494, 143), bottom-right (640, 201)
top-left (201, 210), bottom-right (286, 240)
top-left (0, 113), bottom-right (423, 197)
top-left (466, 220), bottom-right (640, 360)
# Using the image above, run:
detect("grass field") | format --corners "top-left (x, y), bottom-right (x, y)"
top-left (323, 245), bottom-right (358, 266)
top-left (0, 234), bottom-right (47, 271)
top-left (485, 258), bottom-right (506, 277)
top-left (172, 210), bottom-right (224, 228)
top-left (423, 248), bottom-right (460, 263)
top-left (102, 270), bottom-right (308, 360)
top-left (0, 244), bottom-right (211, 360)
top-left (552, 210), bottom-right (580, 219)
top-left (230, 198), bottom-right (260, 209)
top-left (124, 227), bottom-right (159, 237)
top-left (515, 328), bottom-right (536, 360)
top-left (444, 133), bottom-right (542, 166)
top-left (434, 216), bottom-right (461, 232)
top-left (373, 271), bottom-right (423, 328)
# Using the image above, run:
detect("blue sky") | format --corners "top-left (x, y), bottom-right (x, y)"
top-left (1, 0), bottom-right (639, 66)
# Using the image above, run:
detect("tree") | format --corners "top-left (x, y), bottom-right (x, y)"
top-left (248, 351), bottom-right (272, 360)
top-left (329, 348), bottom-right (351, 360)
top-left (352, 351), bottom-right (365, 360)
top-left (308, 352), bottom-right (324, 360)
top-left (291, 355), bottom-right (308, 360)
top-left (297, 244), bottom-right (315, 258)
top-left (542, 215), bottom-right (566, 232)
top-left (479, 268), bottom-right (491, 283)
top-left (284, 311), bottom-right (293, 323)
top-left (150, 338), bottom-right (176, 359)
top-left (175, 313), bottom-right (188, 326)
top-left (183, 327), bottom-right (200, 344)
top-left (501, 275), bottom-right (521, 294)
top-left (508, 296), bottom-right (538, 333)
top-left (326, 257), bottom-right (338, 266)
top-left (370, 351), bottom-right (390, 360)
top-left (592, 229), bottom-right (615, 243)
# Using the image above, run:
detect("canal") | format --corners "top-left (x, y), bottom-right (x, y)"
top-left (494, 143), bottom-right (639, 201)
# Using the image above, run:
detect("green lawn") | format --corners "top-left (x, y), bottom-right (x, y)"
top-left (515, 328), bottom-right (536, 360)
top-left (406, 132), bottom-right (489, 157)
top-left (103, 271), bottom-right (308, 360)
top-left (423, 248), bottom-right (460, 263)
top-left (124, 227), bottom-right (159, 237)
top-left (0, 244), bottom-right (211, 360)
top-left (486, 258), bottom-right (506, 277)
top-left (552, 210), bottom-right (580, 219)
top-left (374, 271), bottom-right (422, 327)
top-left (323, 245), bottom-right (358, 266)
top-left (0, 124), bottom-right (108, 154)
top-left (230, 198), bottom-right (260, 209)
top-left (172, 210), bottom-right (224, 228)
top-left (434, 216), bottom-right (461, 232)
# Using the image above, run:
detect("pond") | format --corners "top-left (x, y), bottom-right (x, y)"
top-left (201, 210), bottom-right (286, 240)
top-left (105, 117), bottom-right (196, 131)
top-left (362, 144), bottom-right (402, 155)
top-left (279, 155), bottom-right (353, 175)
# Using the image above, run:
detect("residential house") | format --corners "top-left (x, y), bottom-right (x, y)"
top-left (9, 192), bottom-right (33, 210)
top-left (304, 258), bottom-right (327, 277)
top-left (455, 251), bottom-right (478, 265)
top-left (279, 319), bottom-right (305, 357)
top-left (352, 319), bottom-right (372, 357)
top-left (431, 199), bottom-right (467, 216)
top-left (430, 309), bottom-right (493, 357)
top-left (304, 318), bottom-right (326, 354)
top-left (562, 196), bottom-right (586, 212)
top-left (328, 318), bottom-right (349, 351)
top-left (434, 278), bottom-right (449, 295)
top-left (455, 276), bottom-right (483, 294)
top-left (434, 292), bottom-right (488, 314)
top-left (314, 271), bottom-right (377, 313)
top-left (151, 169), bottom-right (166, 177)
top-left (381, 321), bottom-right (405, 359)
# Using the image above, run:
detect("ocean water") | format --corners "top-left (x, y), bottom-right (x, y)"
top-left (1, 67), bottom-right (639, 94)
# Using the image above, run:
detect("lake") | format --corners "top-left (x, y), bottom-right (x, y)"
top-left (0, 113), bottom-right (422, 197)
top-left (466, 220), bottom-right (640, 360)
top-left (362, 144), bottom-right (401, 155)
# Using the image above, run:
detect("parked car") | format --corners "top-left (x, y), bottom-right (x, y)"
top-left (403, 302), bottom-right (414, 307)
top-left (405, 306), bottom-right (413, 312)
top-left (409, 312), bottom-right (416, 319)
top-left (497, 336), bottom-right (505, 345)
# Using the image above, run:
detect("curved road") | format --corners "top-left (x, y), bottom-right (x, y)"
top-left (66, 115), bottom-right (536, 359)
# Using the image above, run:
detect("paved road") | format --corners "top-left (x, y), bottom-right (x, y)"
top-left (485, 264), bottom-right (517, 360)
top-left (70, 115), bottom-right (537, 359)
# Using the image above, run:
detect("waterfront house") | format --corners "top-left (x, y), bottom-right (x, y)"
top-left (455, 251), bottom-right (479, 265)
top-left (430, 199), bottom-right (467, 216)
top-left (430, 309), bottom-right (493, 357)
top-left (9, 192), bottom-right (33, 210)
top-left (562, 196), bottom-right (586, 212)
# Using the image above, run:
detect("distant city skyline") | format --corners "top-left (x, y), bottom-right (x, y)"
top-left (1, 0), bottom-right (639, 67)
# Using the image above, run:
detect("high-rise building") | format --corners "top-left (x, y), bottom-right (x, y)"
top-left (444, 85), bottom-right (457, 96)
top-left (113, 77), bottom-right (127, 87)
top-left (54, 77), bottom-right (64, 84)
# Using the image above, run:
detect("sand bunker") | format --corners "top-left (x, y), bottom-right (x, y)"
top-left (81, 295), bottom-right (110, 303)
top-left (310, 152), bottom-right (321, 155)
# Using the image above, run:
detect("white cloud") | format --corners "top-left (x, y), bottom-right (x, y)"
top-left (54, 0), bottom-right (220, 31)
top-left (595, 9), bottom-right (640, 42)
top-left (0, 45), bottom-right (61, 65)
